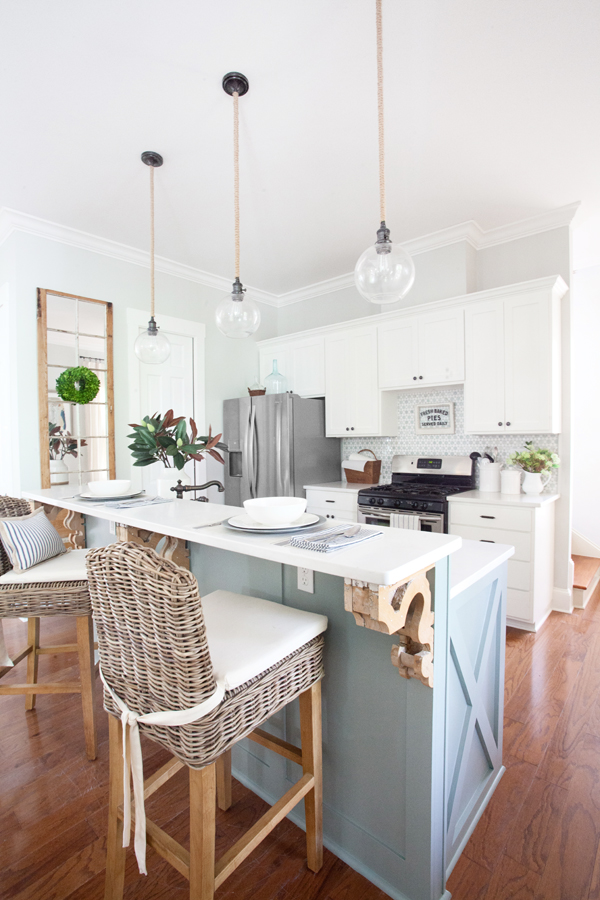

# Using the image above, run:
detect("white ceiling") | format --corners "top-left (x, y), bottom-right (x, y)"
top-left (1, 0), bottom-right (599, 294)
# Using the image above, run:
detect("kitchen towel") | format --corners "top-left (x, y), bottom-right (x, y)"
top-left (390, 513), bottom-right (420, 530)
top-left (289, 527), bottom-right (382, 553)
top-left (341, 458), bottom-right (367, 472)
top-left (102, 497), bottom-right (172, 509)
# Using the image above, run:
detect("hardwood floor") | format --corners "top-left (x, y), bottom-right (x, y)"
top-left (2, 585), bottom-right (600, 900)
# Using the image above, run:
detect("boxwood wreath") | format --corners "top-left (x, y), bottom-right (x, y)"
top-left (55, 366), bottom-right (100, 405)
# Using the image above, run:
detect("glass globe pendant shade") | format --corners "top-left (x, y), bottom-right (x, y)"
top-left (354, 223), bottom-right (415, 305)
top-left (134, 317), bottom-right (171, 364)
top-left (215, 279), bottom-right (261, 339)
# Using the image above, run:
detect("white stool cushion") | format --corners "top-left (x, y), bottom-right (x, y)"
top-left (201, 590), bottom-right (327, 690)
top-left (0, 548), bottom-right (89, 585)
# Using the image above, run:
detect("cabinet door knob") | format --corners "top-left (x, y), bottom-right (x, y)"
top-left (346, 427), bottom-right (349, 431)
top-left (419, 375), bottom-right (423, 380)
top-left (351, 427), bottom-right (354, 430)
top-left (506, 421), bottom-right (511, 426)
top-left (413, 376), bottom-right (417, 380)
top-left (498, 422), bottom-right (503, 426)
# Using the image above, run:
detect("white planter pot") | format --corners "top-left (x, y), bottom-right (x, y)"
top-left (521, 471), bottom-right (550, 495)
top-left (156, 467), bottom-right (191, 500)
top-left (50, 459), bottom-right (69, 485)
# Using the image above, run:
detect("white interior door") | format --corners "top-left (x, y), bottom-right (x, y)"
top-left (127, 310), bottom-right (207, 496)
top-left (138, 331), bottom-right (203, 493)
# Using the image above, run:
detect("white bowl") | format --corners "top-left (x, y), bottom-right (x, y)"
top-left (243, 496), bottom-right (307, 526)
top-left (87, 479), bottom-right (132, 497)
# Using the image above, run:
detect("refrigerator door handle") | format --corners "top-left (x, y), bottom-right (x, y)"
top-left (249, 404), bottom-right (257, 498)
top-left (275, 401), bottom-right (282, 495)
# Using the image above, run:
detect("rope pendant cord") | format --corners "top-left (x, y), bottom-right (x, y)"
top-left (149, 164), bottom-right (155, 318)
top-left (376, 0), bottom-right (385, 224)
top-left (233, 90), bottom-right (240, 281)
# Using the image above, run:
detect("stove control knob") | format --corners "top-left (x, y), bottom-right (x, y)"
top-left (421, 502), bottom-right (428, 510)
top-left (394, 499), bottom-right (402, 508)
top-left (412, 501), bottom-right (419, 509)
top-left (377, 498), bottom-right (384, 506)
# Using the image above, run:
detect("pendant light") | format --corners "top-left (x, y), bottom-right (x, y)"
top-left (134, 151), bottom-right (171, 364)
top-left (215, 72), bottom-right (261, 339)
top-left (354, 0), bottom-right (415, 305)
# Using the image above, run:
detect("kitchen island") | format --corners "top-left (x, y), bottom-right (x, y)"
top-left (23, 487), bottom-right (513, 900)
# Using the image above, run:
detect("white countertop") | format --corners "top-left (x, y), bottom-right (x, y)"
top-left (24, 486), bottom-right (462, 587)
top-left (304, 482), bottom-right (379, 494)
top-left (448, 489), bottom-right (560, 508)
top-left (449, 539), bottom-right (514, 599)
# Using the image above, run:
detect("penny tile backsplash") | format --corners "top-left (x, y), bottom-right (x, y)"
top-left (342, 386), bottom-right (560, 493)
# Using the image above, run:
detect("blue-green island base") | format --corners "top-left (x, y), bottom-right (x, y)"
top-left (191, 544), bottom-right (507, 900)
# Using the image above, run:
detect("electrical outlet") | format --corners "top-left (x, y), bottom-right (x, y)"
top-left (297, 567), bottom-right (314, 593)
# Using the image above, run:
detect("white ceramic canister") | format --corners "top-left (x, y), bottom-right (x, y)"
top-left (479, 462), bottom-right (501, 493)
top-left (500, 467), bottom-right (521, 495)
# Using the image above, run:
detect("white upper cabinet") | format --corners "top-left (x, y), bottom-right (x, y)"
top-left (325, 325), bottom-right (396, 437)
top-left (464, 284), bottom-right (562, 434)
top-left (378, 307), bottom-right (464, 389)
top-left (259, 335), bottom-right (325, 397)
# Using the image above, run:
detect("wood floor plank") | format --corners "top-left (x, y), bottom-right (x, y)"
top-left (485, 855), bottom-right (539, 900)
top-left (446, 853), bottom-right (490, 900)
top-left (505, 777), bottom-right (568, 874)
top-left (463, 755), bottom-right (538, 871)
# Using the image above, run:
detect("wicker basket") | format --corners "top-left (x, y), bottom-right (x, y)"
top-left (343, 449), bottom-right (381, 484)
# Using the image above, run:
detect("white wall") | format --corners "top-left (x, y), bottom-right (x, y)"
top-left (571, 264), bottom-right (600, 549)
top-left (1, 230), bottom-right (277, 491)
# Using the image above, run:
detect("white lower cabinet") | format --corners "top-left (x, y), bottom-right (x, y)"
top-left (448, 496), bottom-right (557, 631)
top-left (305, 486), bottom-right (359, 523)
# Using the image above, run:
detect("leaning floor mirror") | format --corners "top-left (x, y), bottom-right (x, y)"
top-left (37, 289), bottom-right (115, 495)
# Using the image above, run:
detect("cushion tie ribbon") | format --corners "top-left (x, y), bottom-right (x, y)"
top-left (99, 666), bottom-right (225, 874)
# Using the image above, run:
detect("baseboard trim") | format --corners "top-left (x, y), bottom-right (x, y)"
top-left (552, 586), bottom-right (573, 614)
top-left (572, 529), bottom-right (600, 559)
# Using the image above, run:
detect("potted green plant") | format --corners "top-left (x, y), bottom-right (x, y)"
top-left (49, 423), bottom-right (87, 485)
top-left (128, 410), bottom-right (225, 498)
top-left (507, 441), bottom-right (560, 495)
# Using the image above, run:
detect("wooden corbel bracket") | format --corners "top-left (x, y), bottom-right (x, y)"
top-left (115, 524), bottom-right (190, 570)
top-left (344, 567), bottom-right (434, 688)
top-left (34, 502), bottom-right (86, 550)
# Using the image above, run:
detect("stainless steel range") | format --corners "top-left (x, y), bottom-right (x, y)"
top-left (357, 455), bottom-right (474, 532)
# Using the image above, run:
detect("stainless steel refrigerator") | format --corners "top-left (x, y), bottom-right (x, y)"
top-left (223, 393), bottom-right (341, 506)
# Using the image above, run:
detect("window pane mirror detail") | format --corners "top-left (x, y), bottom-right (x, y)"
top-left (38, 289), bottom-right (115, 490)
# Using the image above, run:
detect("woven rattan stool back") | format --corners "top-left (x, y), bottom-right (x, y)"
top-left (86, 541), bottom-right (217, 721)
top-left (0, 496), bottom-right (33, 575)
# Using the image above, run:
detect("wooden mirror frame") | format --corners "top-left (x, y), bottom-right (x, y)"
top-left (37, 288), bottom-right (116, 489)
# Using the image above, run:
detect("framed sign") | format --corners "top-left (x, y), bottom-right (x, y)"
top-left (415, 402), bottom-right (455, 434)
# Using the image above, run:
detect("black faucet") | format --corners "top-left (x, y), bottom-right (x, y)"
top-left (171, 480), bottom-right (225, 501)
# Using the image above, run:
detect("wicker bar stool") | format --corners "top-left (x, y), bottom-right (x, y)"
top-left (0, 497), bottom-right (97, 760)
top-left (86, 541), bottom-right (327, 900)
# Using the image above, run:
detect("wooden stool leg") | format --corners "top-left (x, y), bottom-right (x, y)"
top-left (25, 617), bottom-right (40, 711)
top-left (189, 764), bottom-right (216, 900)
top-left (299, 680), bottom-right (323, 872)
top-left (76, 615), bottom-right (97, 760)
top-left (216, 749), bottom-right (232, 811)
top-left (105, 715), bottom-right (126, 900)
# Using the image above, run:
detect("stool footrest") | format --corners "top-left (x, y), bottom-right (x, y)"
top-left (0, 681), bottom-right (82, 694)
top-left (247, 727), bottom-right (303, 765)
top-left (215, 772), bottom-right (315, 888)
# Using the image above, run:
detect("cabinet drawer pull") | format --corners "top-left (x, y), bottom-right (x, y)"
top-left (480, 539), bottom-right (495, 543)
top-left (480, 515), bottom-right (496, 519)
top-left (326, 500), bottom-right (335, 503)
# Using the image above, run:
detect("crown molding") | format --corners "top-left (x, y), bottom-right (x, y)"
top-left (0, 203), bottom-right (580, 310)
top-left (0, 208), bottom-right (279, 307)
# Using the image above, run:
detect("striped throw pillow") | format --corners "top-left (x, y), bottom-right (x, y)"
top-left (0, 508), bottom-right (67, 572)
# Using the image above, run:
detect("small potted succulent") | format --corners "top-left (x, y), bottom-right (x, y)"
top-left (507, 441), bottom-right (560, 494)
top-left (128, 410), bottom-right (226, 498)
top-left (49, 423), bottom-right (87, 485)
